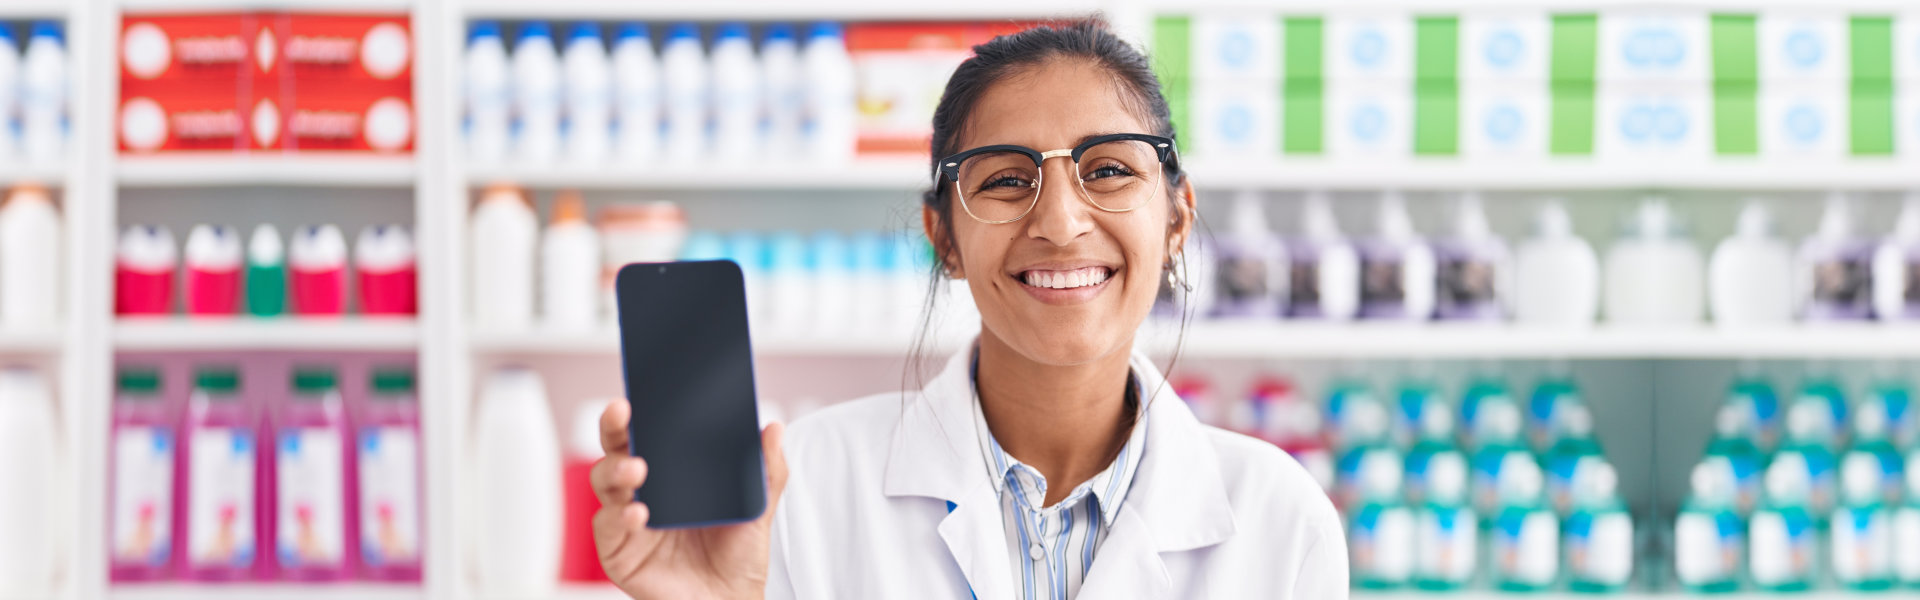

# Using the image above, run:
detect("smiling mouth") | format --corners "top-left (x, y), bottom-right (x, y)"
top-left (1018, 267), bottom-right (1114, 290)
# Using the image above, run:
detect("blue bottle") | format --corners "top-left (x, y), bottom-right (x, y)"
top-left (1565, 462), bottom-right (1634, 592)
top-left (1347, 438), bottom-right (1414, 589)
top-left (1702, 401), bottom-right (1766, 515)
top-left (1726, 373), bottom-right (1782, 452)
top-left (1525, 372), bottom-right (1581, 453)
top-left (1543, 402), bottom-right (1605, 515)
top-left (1412, 451), bottom-right (1475, 590)
top-left (1489, 456), bottom-right (1558, 591)
top-left (1749, 458), bottom-right (1817, 591)
top-left (1832, 437), bottom-right (1897, 589)
top-left (1673, 461), bottom-right (1743, 592)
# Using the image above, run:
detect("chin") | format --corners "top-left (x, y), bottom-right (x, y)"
top-left (985, 317), bottom-right (1131, 367)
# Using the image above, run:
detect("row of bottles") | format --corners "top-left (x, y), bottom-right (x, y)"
top-left (0, 21), bottom-right (68, 164)
top-left (108, 360), bottom-right (422, 583)
top-left (463, 20), bottom-right (855, 166)
top-left (116, 223), bottom-right (416, 317)
top-left (0, 184), bottom-right (60, 326)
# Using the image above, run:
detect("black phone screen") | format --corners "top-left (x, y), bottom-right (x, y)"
top-left (615, 260), bottom-right (767, 528)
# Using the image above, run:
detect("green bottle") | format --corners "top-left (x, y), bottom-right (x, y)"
top-left (246, 224), bottom-right (287, 317)
top-left (1749, 458), bottom-right (1816, 591)
top-left (1347, 439), bottom-right (1414, 589)
top-left (1412, 451), bottom-right (1475, 590)
top-left (1702, 402), bottom-right (1766, 515)
top-left (1469, 399), bottom-right (1530, 519)
top-left (1490, 455), bottom-right (1558, 591)
top-left (1894, 448), bottom-right (1920, 587)
top-left (1565, 462), bottom-right (1633, 592)
top-left (1674, 461), bottom-right (1743, 593)
top-left (1403, 397), bottom-right (1461, 507)
top-left (1543, 402), bottom-right (1604, 515)
top-left (1832, 437), bottom-right (1896, 589)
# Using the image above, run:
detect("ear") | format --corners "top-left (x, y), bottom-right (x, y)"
top-left (922, 204), bottom-right (964, 279)
top-left (1166, 178), bottom-right (1197, 259)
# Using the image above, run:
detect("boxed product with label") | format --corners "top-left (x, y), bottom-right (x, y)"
top-left (1758, 12), bottom-right (1849, 83)
top-left (1758, 84), bottom-right (1846, 157)
top-left (1595, 83), bottom-right (1710, 159)
top-left (120, 13), bottom-right (261, 84)
top-left (272, 13), bottom-right (412, 90)
top-left (1598, 11), bottom-right (1710, 82)
top-left (1191, 13), bottom-right (1281, 81)
top-left (1461, 13), bottom-right (1550, 81)
top-left (847, 22), bottom-right (1036, 156)
top-left (1461, 82), bottom-right (1548, 156)
top-left (1325, 80), bottom-right (1411, 156)
top-left (1326, 13), bottom-right (1413, 81)
top-left (1189, 79), bottom-right (1279, 158)
top-left (279, 92), bottom-right (414, 153)
top-left (118, 92), bottom-right (251, 154)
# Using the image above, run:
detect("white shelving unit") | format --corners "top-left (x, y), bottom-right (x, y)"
top-left (117, 156), bottom-right (418, 188)
top-left (1183, 159), bottom-right (1920, 191)
top-left (457, 0), bottom-right (1109, 21)
top-left (112, 318), bottom-right (423, 351)
top-left (109, 583), bottom-right (424, 600)
top-left (470, 159), bottom-right (931, 191)
top-left (0, 324), bottom-right (65, 352)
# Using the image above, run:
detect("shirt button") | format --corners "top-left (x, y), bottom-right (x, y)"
top-left (1029, 544), bottom-right (1045, 561)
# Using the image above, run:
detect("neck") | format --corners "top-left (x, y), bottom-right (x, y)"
top-left (975, 330), bottom-right (1136, 506)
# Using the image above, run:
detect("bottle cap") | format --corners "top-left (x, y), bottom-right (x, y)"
top-left (1453, 192), bottom-right (1493, 239)
top-left (1376, 191), bottom-right (1417, 240)
top-left (616, 22), bottom-right (649, 42)
top-left (118, 368), bottom-right (162, 395)
top-left (4, 183), bottom-right (52, 208)
top-left (479, 182), bottom-right (530, 209)
top-left (551, 190), bottom-right (587, 224)
top-left (1534, 200), bottom-right (1573, 238)
top-left (248, 224), bottom-right (284, 266)
top-left (518, 21), bottom-right (553, 43)
top-left (1815, 192), bottom-right (1854, 239)
top-left (717, 22), bottom-right (751, 41)
top-left (31, 21), bottom-right (61, 44)
top-left (1628, 198), bottom-right (1679, 238)
top-left (569, 22), bottom-right (602, 43)
top-left (185, 225), bottom-right (243, 270)
top-left (370, 368), bottom-right (415, 394)
top-left (765, 23), bottom-right (796, 43)
top-left (809, 22), bottom-right (844, 40)
top-left (1300, 192), bottom-right (1343, 241)
top-left (669, 23), bottom-right (702, 42)
top-left (289, 224), bottom-right (348, 270)
top-left (118, 225), bottom-right (178, 270)
top-left (354, 225), bottom-right (415, 271)
top-left (292, 368), bottom-right (338, 393)
top-left (1733, 201), bottom-right (1774, 239)
top-left (195, 367), bottom-right (241, 394)
top-left (1229, 190), bottom-right (1271, 237)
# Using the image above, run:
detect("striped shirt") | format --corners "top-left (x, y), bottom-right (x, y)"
top-left (970, 376), bottom-right (1148, 600)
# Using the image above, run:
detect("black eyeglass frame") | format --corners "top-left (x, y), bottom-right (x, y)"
top-left (931, 133), bottom-right (1182, 224)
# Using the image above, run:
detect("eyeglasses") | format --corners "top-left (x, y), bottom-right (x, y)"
top-left (934, 133), bottom-right (1179, 225)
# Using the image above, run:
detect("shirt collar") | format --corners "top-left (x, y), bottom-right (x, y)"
top-left (967, 351), bottom-right (1148, 527)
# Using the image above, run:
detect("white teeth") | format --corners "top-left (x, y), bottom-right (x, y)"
top-left (1022, 267), bottom-right (1110, 289)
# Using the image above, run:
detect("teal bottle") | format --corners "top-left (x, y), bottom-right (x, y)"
top-left (1411, 451), bottom-right (1475, 590)
top-left (1459, 374), bottom-right (1516, 450)
top-left (1748, 459), bottom-right (1816, 591)
top-left (1543, 402), bottom-right (1605, 515)
top-left (1469, 399), bottom-right (1531, 519)
top-left (1403, 398), bottom-right (1461, 507)
top-left (1526, 373), bottom-right (1580, 453)
top-left (1702, 401), bottom-right (1766, 515)
top-left (1489, 456), bottom-right (1558, 591)
top-left (1564, 462), bottom-right (1634, 592)
top-left (1326, 379), bottom-right (1380, 452)
top-left (1778, 396), bottom-right (1840, 522)
top-left (1673, 461), bottom-right (1743, 593)
top-left (1393, 376), bottom-right (1444, 450)
top-left (245, 225), bottom-right (287, 317)
top-left (1831, 451), bottom-right (1895, 590)
top-left (1894, 448), bottom-right (1920, 587)
top-left (1794, 376), bottom-right (1850, 452)
top-left (1726, 373), bottom-right (1781, 452)
top-left (1347, 441), bottom-right (1414, 589)
top-left (1867, 379), bottom-right (1915, 450)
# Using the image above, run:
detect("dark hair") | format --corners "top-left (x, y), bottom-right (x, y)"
top-left (905, 18), bottom-right (1195, 402)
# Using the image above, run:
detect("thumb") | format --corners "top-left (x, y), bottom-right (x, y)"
top-left (761, 422), bottom-right (789, 520)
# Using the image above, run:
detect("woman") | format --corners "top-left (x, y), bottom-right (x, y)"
top-left (590, 20), bottom-right (1346, 599)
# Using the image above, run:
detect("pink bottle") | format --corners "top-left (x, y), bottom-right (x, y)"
top-left (109, 367), bottom-right (178, 581)
top-left (355, 225), bottom-right (417, 316)
top-left (116, 225), bottom-right (177, 315)
top-left (273, 367), bottom-right (352, 580)
top-left (289, 225), bottom-right (348, 316)
top-left (184, 225), bottom-right (243, 316)
top-left (356, 367), bottom-right (422, 580)
top-left (181, 367), bottom-right (260, 580)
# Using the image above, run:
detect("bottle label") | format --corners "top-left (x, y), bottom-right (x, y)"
top-left (188, 427), bottom-right (256, 568)
top-left (1808, 255), bottom-right (1872, 317)
top-left (1749, 509), bottom-right (1813, 586)
top-left (1215, 252), bottom-right (1280, 314)
top-left (1415, 507), bottom-right (1476, 581)
top-left (1673, 511), bottom-right (1739, 585)
top-left (1493, 510), bottom-right (1560, 584)
top-left (358, 426), bottom-right (421, 566)
top-left (1360, 256), bottom-right (1405, 307)
top-left (1567, 512), bottom-right (1634, 585)
top-left (1893, 508), bottom-right (1920, 581)
top-left (1287, 259), bottom-right (1322, 316)
top-left (276, 427), bottom-right (345, 568)
top-left (1831, 507), bottom-right (1891, 581)
top-left (1437, 256), bottom-right (1501, 318)
top-left (1351, 505), bottom-right (1415, 582)
top-left (112, 426), bottom-right (175, 566)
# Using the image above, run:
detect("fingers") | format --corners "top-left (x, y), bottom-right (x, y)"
top-left (761, 422), bottom-right (789, 521)
top-left (600, 398), bottom-right (631, 456)
top-left (594, 501), bottom-right (660, 581)
top-left (591, 454), bottom-right (648, 508)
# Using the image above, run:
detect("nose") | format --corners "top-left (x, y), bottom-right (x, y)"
top-left (1024, 156), bottom-right (1095, 246)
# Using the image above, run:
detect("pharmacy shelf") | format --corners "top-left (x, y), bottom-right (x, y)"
top-left (456, 0), bottom-right (1106, 21)
top-left (0, 164), bottom-right (67, 188)
top-left (0, 0), bottom-right (74, 19)
top-left (1144, 0), bottom-right (1920, 11)
top-left (115, 0), bottom-right (418, 12)
top-left (108, 583), bottom-right (422, 600)
top-left (1182, 159), bottom-right (1920, 191)
top-left (1353, 593), bottom-right (1875, 600)
top-left (468, 326), bottom-right (957, 356)
top-left (466, 159), bottom-right (931, 191)
top-left (113, 318), bottom-right (421, 351)
top-left (117, 156), bottom-right (417, 188)
top-left (0, 325), bottom-right (63, 353)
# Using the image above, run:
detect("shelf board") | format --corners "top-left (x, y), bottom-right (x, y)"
top-left (0, 164), bottom-right (67, 188)
top-left (0, 326), bottom-right (63, 353)
top-left (109, 583), bottom-right (420, 600)
top-left (116, 0), bottom-right (416, 12)
top-left (465, 159), bottom-right (930, 191)
top-left (114, 318), bottom-right (420, 351)
top-left (1353, 592), bottom-right (1873, 600)
top-left (456, 0), bottom-right (1105, 20)
top-left (1182, 158), bottom-right (1920, 191)
top-left (470, 326), bottom-right (952, 356)
top-left (0, 0), bottom-right (72, 19)
top-left (118, 156), bottom-right (416, 188)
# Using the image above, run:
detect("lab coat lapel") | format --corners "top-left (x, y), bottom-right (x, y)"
top-left (938, 482), bottom-right (1017, 600)
top-left (1075, 506), bottom-right (1172, 598)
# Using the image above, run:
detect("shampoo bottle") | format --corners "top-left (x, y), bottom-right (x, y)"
top-left (274, 368), bottom-right (349, 579)
top-left (1347, 437), bottom-right (1414, 589)
top-left (1210, 191), bottom-right (1289, 319)
top-left (182, 368), bottom-right (257, 580)
top-left (357, 369), bottom-right (421, 581)
top-left (1709, 202), bottom-right (1794, 326)
top-left (562, 23), bottom-right (613, 165)
top-left (1410, 450), bottom-right (1474, 590)
top-left (355, 225), bottom-right (417, 316)
top-left (709, 23), bottom-right (761, 161)
top-left (1433, 193), bottom-right (1509, 321)
top-left (1872, 193), bottom-right (1920, 321)
top-left (1674, 461), bottom-right (1743, 592)
top-left (1334, 392), bottom-right (1398, 512)
top-left (801, 22), bottom-right (856, 163)
top-left (1357, 192), bottom-right (1434, 321)
top-left (1468, 397), bottom-right (1529, 519)
top-left (109, 368), bottom-right (175, 581)
top-left (116, 225), bottom-right (177, 316)
top-left (1702, 402), bottom-right (1767, 515)
top-left (512, 22), bottom-right (562, 164)
top-left (1564, 462), bottom-right (1634, 592)
top-left (0, 368), bottom-right (57, 596)
top-left (1727, 371), bottom-right (1783, 453)
top-left (611, 23), bottom-right (660, 165)
top-left (660, 24), bottom-right (709, 162)
top-left (1778, 388), bottom-right (1842, 521)
top-left (471, 184), bottom-right (538, 329)
top-left (1525, 372), bottom-right (1581, 453)
top-left (1287, 192), bottom-right (1359, 320)
top-left (541, 191), bottom-right (600, 328)
top-left (1603, 199), bottom-right (1705, 325)
top-left (1750, 458), bottom-right (1818, 591)
top-left (0, 184), bottom-right (61, 324)
top-left (464, 21), bottom-right (511, 164)
top-left (759, 24), bottom-right (803, 158)
top-left (246, 225), bottom-right (287, 317)
top-left (1831, 451), bottom-right (1896, 590)
top-left (1402, 403), bottom-right (1464, 511)
top-left (1543, 403), bottom-right (1605, 515)
top-left (288, 225), bottom-right (348, 316)
top-left (1513, 200), bottom-right (1598, 327)
top-left (473, 368), bottom-right (562, 598)
top-left (183, 225), bottom-right (243, 316)
top-left (1797, 193), bottom-right (1874, 321)
top-left (1490, 455), bottom-right (1558, 591)
top-left (1852, 388), bottom-right (1909, 504)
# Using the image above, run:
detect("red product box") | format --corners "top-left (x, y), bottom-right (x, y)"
top-left (117, 91), bottom-right (253, 154)
top-left (845, 22), bottom-right (1041, 156)
top-left (274, 13), bottom-right (412, 91)
top-left (279, 92), bottom-right (414, 153)
top-left (119, 13), bottom-right (261, 84)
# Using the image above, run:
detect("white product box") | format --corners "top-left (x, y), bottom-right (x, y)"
top-left (1759, 12), bottom-right (1850, 82)
top-left (1596, 83), bottom-right (1711, 159)
top-left (1462, 82), bottom-right (1548, 156)
top-left (1326, 80), bottom-right (1411, 157)
top-left (1898, 13), bottom-right (1920, 82)
top-left (1758, 84), bottom-right (1847, 158)
top-left (1190, 79), bottom-right (1280, 158)
top-left (1327, 13), bottom-right (1413, 81)
top-left (1901, 84), bottom-right (1920, 159)
top-left (1598, 11), bottom-right (1711, 82)
top-left (1462, 13), bottom-right (1550, 81)
top-left (1192, 13), bottom-right (1281, 81)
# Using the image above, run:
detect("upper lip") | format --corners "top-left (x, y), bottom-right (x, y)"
top-left (1009, 261), bottom-right (1121, 276)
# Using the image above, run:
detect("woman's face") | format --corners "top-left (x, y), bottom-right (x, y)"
top-left (928, 58), bottom-right (1194, 367)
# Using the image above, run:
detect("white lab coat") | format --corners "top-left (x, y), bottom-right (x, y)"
top-left (768, 342), bottom-right (1349, 599)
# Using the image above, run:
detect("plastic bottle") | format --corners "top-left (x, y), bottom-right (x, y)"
top-left (357, 368), bottom-right (421, 581)
top-left (1346, 433), bottom-right (1414, 589)
top-left (274, 368), bottom-right (349, 579)
top-left (512, 22), bottom-right (562, 164)
top-left (660, 23), bottom-right (709, 163)
top-left (1701, 402), bottom-right (1766, 515)
top-left (562, 23), bottom-right (612, 165)
top-left (725, 231), bottom-right (770, 330)
top-left (1709, 201), bottom-right (1794, 326)
top-left (760, 24), bottom-right (803, 159)
top-left (1489, 454), bottom-right (1558, 590)
top-left (1750, 457), bottom-right (1817, 591)
top-left (1287, 192), bottom-right (1360, 320)
top-left (470, 184), bottom-right (538, 329)
top-left (1402, 402), bottom-right (1464, 510)
top-left (1324, 378), bottom-right (1382, 453)
top-left (1872, 193), bottom-right (1920, 322)
top-left (288, 225), bottom-right (347, 316)
top-left (116, 225), bottom-right (176, 316)
top-left (1255, 377), bottom-right (1335, 493)
top-left (611, 23), bottom-right (660, 165)
top-left (561, 403), bottom-right (609, 583)
top-left (21, 21), bottom-right (66, 164)
top-left (1603, 198), bottom-right (1705, 325)
top-left (1525, 371), bottom-right (1580, 453)
top-left (1543, 403), bottom-right (1605, 515)
top-left (1832, 450), bottom-right (1896, 590)
top-left (1333, 390), bottom-right (1397, 512)
top-left (802, 22), bottom-right (856, 163)
top-left (1777, 387), bottom-right (1842, 521)
top-left (1797, 193), bottom-right (1874, 321)
top-left (0, 26), bottom-right (18, 159)
top-left (1564, 462), bottom-right (1633, 592)
top-left (1468, 399), bottom-right (1532, 519)
top-left (542, 191), bottom-right (600, 329)
top-left (184, 225), bottom-right (243, 316)
top-left (1866, 376), bottom-right (1917, 453)
top-left (1433, 193), bottom-right (1509, 321)
top-left (1848, 396), bottom-right (1907, 505)
top-left (246, 226), bottom-right (287, 317)
top-left (464, 21), bottom-right (511, 164)
top-left (473, 367), bottom-right (562, 598)
top-left (0, 184), bottom-right (62, 325)
top-left (1211, 191), bottom-right (1290, 319)
top-left (1674, 461), bottom-right (1742, 592)
top-left (1459, 373), bottom-right (1517, 451)
top-left (355, 225), bottom-right (417, 316)
top-left (765, 231), bottom-right (814, 336)
top-left (1391, 372), bottom-right (1443, 451)
top-left (1894, 450), bottom-right (1920, 587)
top-left (1410, 449), bottom-right (1474, 590)
top-left (109, 368), bottom-right (175, 581)
top-left (1727, 370), bottom-right (1783, 453)
top-left (1795, 374), bottom-right (1851, 454)
top-left (1355, 193), bottom-right (1433, 321)
top-left (710, 23), bottom-right (760, 161)
top-left (182, 367), bottom-right (257, 580)
top-left (1514, 200), bottom-right (1599, 326)
top-left (0, 368), bottom-right (57, 595)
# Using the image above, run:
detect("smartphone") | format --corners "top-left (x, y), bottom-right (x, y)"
top-left (615, 260), bottom-right (767, 528)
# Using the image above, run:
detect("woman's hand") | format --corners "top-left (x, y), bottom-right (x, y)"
top-left (590, 399), bottom-right (789, 600)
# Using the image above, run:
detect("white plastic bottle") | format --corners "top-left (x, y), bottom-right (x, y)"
top-left (464, 21), bottom-right (511, 165)
top-left (760, 24), bottom-right (804, 159)
top-left (512, 22), bottom-right (562, 165)
top-left (1873, 193), bottom-right (1920, 322)
top-left (0, 367), bottom-right (57, 598)
top-left (1796, 193), bottom-right (1874, 321)
top-left (562, 23), bottom-right (612, 165)
top-left (710, 23), bottom-right (761, 162)
top-left (20, 21), bottom-right (65, 165)
top-left (0, 184), bottom-right (62, 325)
top-left (1709, 202), bottom-right (1794, 326)
top-left (471, 184), bottom-right (538, 329)
top-left (611, 23), bottom-right (660, 165)
top-left (1604, 199), bottom-right (1705, 325)
top-left (1357, 191), bottom-right (1433, 322)
top-left (660, 23), bottom-right (709, 163)
top-left (473, 367), bottom-right (561, 599)
top-left (1287, 192), bottom-right (1360, 321)
top-left (802, 22), bottom-right (856, 163)
top-left (542, 191), bottom-right (600, 329)
top-left (1433, 193), bottom-right (1510, 321)
top-left (0, 26), bottom-right (19, 160)
top-left (1211, 191), bottom-right (1289, 319)
top-left (1514, 201), bottom-right (1598, 327)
